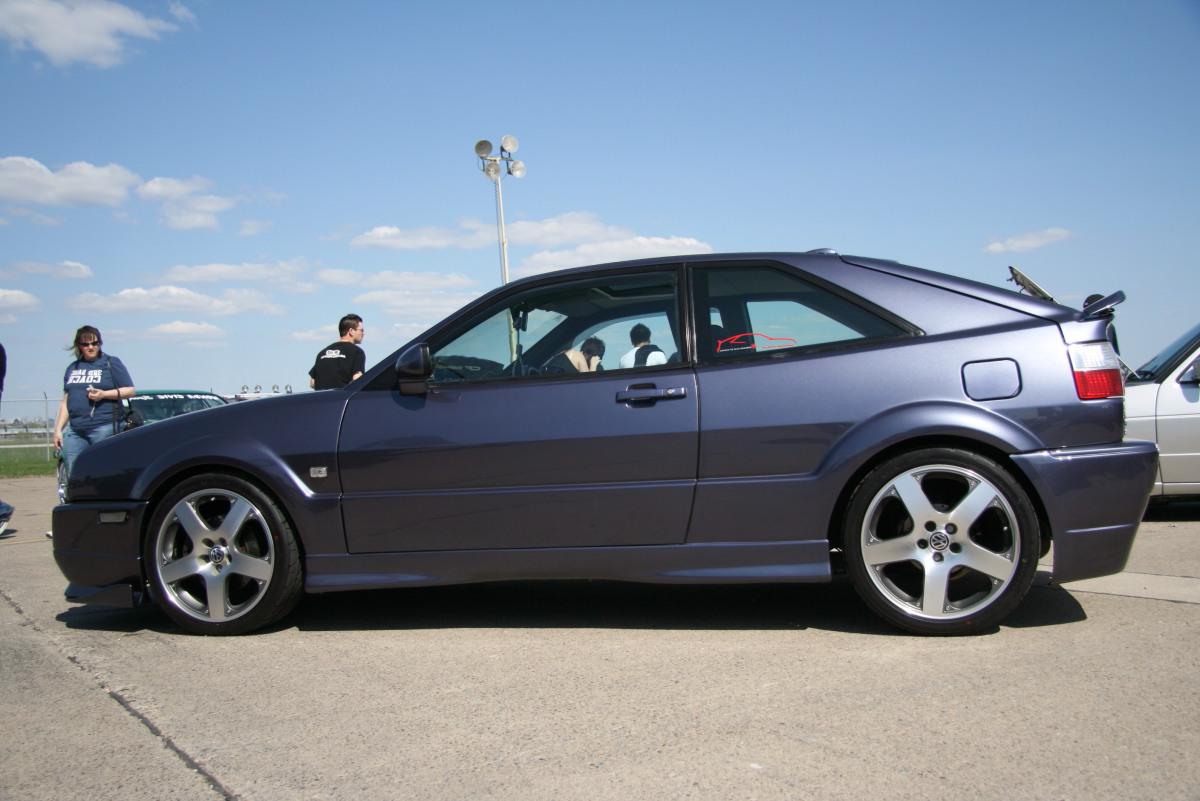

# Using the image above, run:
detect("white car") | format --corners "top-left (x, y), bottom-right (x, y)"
top-left (1125, 322), bottom-right (1200, 500)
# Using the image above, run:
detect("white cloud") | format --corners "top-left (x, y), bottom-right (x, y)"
top-left (134, 175), bottom-right (235, 229)
top-left (351, 212), bottom-right (634, 251)
top-left (239, 219), bottom-right (269, 236)
top-left (0, 287), bottom-right (40, 313)
top-left (148, 320), bottom-right (224, 339)
top-left (162, 259), bottom-right (313, 292)
top-left (507, 212), bottom-right (634, 247)
top-left (317, 268), bottom-right (475, 292)
top-left (13, 259), bottom-right (93, 278)
top-left (351, 225), bottom-right (471, 250)
top-left (516, 236), bottom-right (715, 277)
top-left (167, 2), bottom-right (195, 26)
top-left (0, 0), bottom-right (179, 68)
top-left (137, 175), bottom-right (209, 201)
top-left (353, 289), bottom-right (482, 323)
top-left (3, 204), bottom-right (60, 226)
top-left (0, 156), bottom-right (140, 206)
top-left (985, 227), bottom-right (1072, 254)
top-left (68, 285), bottom-right (283, 316)
top-left (289, 326), bottom-right (337, 343)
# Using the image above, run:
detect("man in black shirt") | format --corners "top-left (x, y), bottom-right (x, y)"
top-left (309, 314), bottom-right (366, 390)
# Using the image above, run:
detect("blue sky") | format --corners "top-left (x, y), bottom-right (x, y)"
top-left (1, 0), bottom-right (1197, 401)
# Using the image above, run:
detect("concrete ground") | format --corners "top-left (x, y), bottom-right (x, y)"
top-left (1, 475), bottom-right (1197, 801)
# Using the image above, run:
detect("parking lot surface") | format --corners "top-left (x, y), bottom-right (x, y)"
top-left (1, 475), bottom-right (1197, 801)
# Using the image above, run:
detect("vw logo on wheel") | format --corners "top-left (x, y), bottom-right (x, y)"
top-left (929, 532), bottom-right (951, 551)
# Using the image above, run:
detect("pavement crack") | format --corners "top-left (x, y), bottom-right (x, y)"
top-left (1, 586), bottom-right (239, 801)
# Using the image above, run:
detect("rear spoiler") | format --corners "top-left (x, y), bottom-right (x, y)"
top-left (1079, 290), bottom-right (1124, 321)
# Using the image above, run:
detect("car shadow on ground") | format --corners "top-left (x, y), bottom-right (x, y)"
top-left (57, 576), bottom-right (1087, 636)
top-left (1144, 500), bottom-right (1200, 522)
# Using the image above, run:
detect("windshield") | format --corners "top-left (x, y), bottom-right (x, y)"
top-left (1133, 322), bottom-right (1200, 382)
top-left (128, 393), bottom-right (226, 424)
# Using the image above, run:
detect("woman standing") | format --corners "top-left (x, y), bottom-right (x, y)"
top-left (53, 325), bottom-right (136, 482)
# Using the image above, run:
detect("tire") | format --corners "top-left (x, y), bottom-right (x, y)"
top-left (143, 473), bottom-right (303, 635)
top-left (843, 448), bottom-right (1040, 635)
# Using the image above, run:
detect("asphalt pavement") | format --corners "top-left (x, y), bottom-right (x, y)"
top-left (1, 475), bottom-right (1197, 801)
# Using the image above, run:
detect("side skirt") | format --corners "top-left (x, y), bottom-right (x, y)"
top-left (304, 539), bottom-right (831, 593)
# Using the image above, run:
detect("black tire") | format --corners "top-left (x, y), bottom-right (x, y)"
top-left (143, 473), bottom-right (303, 635)
top-left (843, 447), bottom-right (1040, 635)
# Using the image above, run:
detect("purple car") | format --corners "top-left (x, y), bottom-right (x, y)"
top-left (53, 252), bottom-right (1157, 635)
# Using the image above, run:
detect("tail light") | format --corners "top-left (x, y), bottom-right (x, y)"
top-left (1068, 342), bottom-right (1124, 399)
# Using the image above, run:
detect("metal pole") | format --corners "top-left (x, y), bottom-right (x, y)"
top-left (494, 171), bottom-right (510, 285)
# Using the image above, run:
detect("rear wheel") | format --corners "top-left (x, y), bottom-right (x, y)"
top-left (843, 448), bottom-right (1040, 635)
top-left (144, 474), bottom-right (302, 635)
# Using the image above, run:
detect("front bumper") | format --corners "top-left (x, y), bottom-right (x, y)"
top-left (1012, 440), bottom-right (1158, 584)
top-left (52, 500), bottom-right (149, 606)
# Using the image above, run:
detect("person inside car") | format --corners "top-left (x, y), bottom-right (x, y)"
top-left (619, 323), bottom-right (667, 368)
top-left (543, 337), bottom-right (606, 374)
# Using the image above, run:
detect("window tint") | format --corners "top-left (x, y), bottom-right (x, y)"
top-left (695, 265), bottom-right (905, 360)
top-left (431, 271), bottom-right (680, 383)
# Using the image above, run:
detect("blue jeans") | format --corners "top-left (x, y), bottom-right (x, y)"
top-left (62, 425), bottom-right (116, 482)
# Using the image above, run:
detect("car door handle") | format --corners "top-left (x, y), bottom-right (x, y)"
top-left (616, 386), bottom-right (688, 403)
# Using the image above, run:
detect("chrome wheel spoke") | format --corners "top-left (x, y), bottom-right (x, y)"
top-left (948, 481), bottom-right (998, 531)
top-left (213, 498), bottom-right (254, 541)
top-left (232, 553), bottom-right (273, 583)
top-left (203, 570), bottom-right (229, 621)
top-left (173, 501), bottom-right (211, 545)
top-left (890, 472), bottom-right (937, 523)
top-left (863, 534), bottom-right (920, 567)
top-left (960, 540), bottom-right (1017, 582)
top-left (159, 555), bottom-right (203, 584)
top-left (921, 560), bottom-right (952, 616)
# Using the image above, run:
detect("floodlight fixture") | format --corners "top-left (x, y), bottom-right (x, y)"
top-left (474, 134), bottom-right (529, 286)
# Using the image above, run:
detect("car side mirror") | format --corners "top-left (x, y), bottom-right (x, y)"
top-left (394, 343), bottom-right (432, 395)
top-left (1179, 358), bottom-right (1200, 386)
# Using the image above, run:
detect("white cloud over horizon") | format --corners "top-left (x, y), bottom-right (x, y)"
top-left (0, 156), bottom-right (237, 229)
top-left (12, 259), bottom-right (93, 278)
top-left (139, 176), bottom-right (235, 230)
top-left (0, 287), bottom-right (40, 314)
top-left (163, 259), bottom-right (313, 291)
top-left (352, 289), bottom-right (483, 323)
top-left (68, 285), bottom-right (283, 316)
top-left (147, 320), bottom-right (224, 339)
top-left (0, 0), bottom-right (184, 68)
top-left (985, 227), bottom-right (1072, 254)
top-left (516, 236), bottom-right (715, 277)
top-left (351, 212), bottom-right (637, 251)
top-left (0, 156), bottom-right (141, 206)
top-left (316, 268), bottom-right (476, 292)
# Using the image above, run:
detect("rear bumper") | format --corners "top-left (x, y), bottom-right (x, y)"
top-left (1012, 440), bottom-right (1158, 583)
top-left (52, 500), bottom-right (148, 606)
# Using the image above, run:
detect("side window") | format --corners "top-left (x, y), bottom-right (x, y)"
top-left (431, 271), bottom-right (680, 383)
top-left (695, 265), bottom-right (906, 361)
top-left (584, 312), bottom-right (679, 370)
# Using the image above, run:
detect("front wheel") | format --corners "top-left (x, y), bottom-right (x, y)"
top-left (143, 474), bottom-right (302, 635)
top-left (843, 448), bottom-right (1040, 635)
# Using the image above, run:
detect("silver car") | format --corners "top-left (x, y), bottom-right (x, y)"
top-left (1126, 322), bottom-right (1200, 500)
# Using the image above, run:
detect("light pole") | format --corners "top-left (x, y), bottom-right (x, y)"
top-left (474, 135), bottom-right (526, 285)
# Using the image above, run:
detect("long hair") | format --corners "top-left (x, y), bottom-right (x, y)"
top-left (69, 325), bottom-right (103, 361)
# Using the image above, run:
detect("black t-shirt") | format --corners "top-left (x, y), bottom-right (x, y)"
top-left (309, 341), bottom-right (365, 390)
